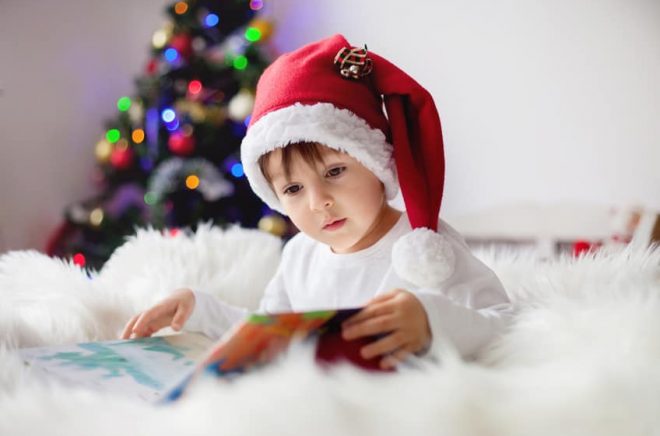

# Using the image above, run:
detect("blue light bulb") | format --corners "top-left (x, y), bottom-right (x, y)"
top-left (164, 48), bottom-right (179, 62)
top-left (204, 13), bottom-right (219, 28)
top-left (161, 108), bottom-right (176, 123)
top-left (231, 163), bottom-right (244, 178)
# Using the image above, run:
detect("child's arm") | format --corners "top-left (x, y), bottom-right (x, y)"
top-left (342, 219), bottom-right (513, 368)
top-left (121, 288), bottom-right (196, 339)
top-left (121, 241), bottom-right (294, 340)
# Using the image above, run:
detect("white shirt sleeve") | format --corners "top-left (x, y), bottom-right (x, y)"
top-left (409, 220), bottom-right (514, 359)
top-left (184, 291), bottom-right (248, 340)
top-left (184, 242), bottom-right (294, 339)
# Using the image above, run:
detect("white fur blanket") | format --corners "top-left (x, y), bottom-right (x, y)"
top-left (1, 225), bottom-right (659, 436)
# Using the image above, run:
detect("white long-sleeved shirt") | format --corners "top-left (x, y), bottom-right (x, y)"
top-left (186, 213), bottom-right (512, 359)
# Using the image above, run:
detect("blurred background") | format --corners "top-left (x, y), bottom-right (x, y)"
top-left (1, 0), bottom-right (659, 267)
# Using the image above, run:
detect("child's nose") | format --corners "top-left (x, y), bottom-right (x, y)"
top-left (309, 187), bottom-right (334, 211)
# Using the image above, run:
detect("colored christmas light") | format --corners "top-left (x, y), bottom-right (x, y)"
top-left (95, 139), bottom-right (113, 162)
top-left (161, 108), bottom-right (176, 123)
top-left (244, 115), bottom-right (252, 127)
top-left (152, 30), bottom-right (168, 49)
top-left (106, 129), bottom-right (121, 144)
top-left (188, 80), bottom-right (203, 95)
top-left (132, 128), bottom-right (145, 144)
top-left (231, 163), bottom-right (244, 178)
top-left (164, 48), bottom-right (179, 62)
top-left (245, 27), bottom-right (262, 42)
top-left (249, 0), bottom-right (263, 11)
top-left (185, 174), bottom-right (200, 190)
top-left (144, 192), bottom-right (157, 205)
top-left (48, 1), bottom-right (277, 269)
top-left (233, 55), bottom-right (248, 70)
top-left (89, 208), bottom-right (104, 226)
top-left (204, 13), bottom-right (219, 28)
top-left (73, 253), bottom-right (86, 267)
top-left (117, 96), bottom-right (131, 112)
top-left (174, 2), bottom-right (188, 14)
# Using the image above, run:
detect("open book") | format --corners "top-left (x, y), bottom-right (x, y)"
top-left (19, 308), bottom-right (382, 403)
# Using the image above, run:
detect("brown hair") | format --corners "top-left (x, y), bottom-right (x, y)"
top-left (258, 142), bottom-right (327, 185)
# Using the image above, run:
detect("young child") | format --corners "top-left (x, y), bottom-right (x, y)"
top-left (122, 34), bottom-right (512, 369)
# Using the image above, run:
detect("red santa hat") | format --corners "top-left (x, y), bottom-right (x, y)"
top-left (241, 34), bottom-right (455, 287)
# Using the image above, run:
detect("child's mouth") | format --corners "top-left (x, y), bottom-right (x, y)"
top-left (323, 218), bottom-right (346, 231)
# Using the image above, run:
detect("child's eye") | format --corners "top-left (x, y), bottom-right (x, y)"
top-left (283, 184), bottom-right (301, 195)
top-left (326, 166), bottom-right (346, 177)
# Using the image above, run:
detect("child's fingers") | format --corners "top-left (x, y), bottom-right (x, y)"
top-left (343, 298), bottom-right (396, 327)
top-left (131, 302), bottom-right (176, 337)
top-left (342, 314), bottom-right (397, 340)
top-left (367, 291), bottom-right (397, 305)
top-left (171, 302), bottom-right (192, 331)
top-left (121, 314), bottom-right (140, 339)
top-left (358, 331), bottom-right (405, 360)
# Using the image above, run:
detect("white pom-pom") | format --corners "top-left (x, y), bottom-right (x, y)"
top-left (392, 228), bottom-right (455, 288)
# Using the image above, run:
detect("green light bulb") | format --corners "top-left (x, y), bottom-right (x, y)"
top-left (117, 96), bottom-right (132, 112)
top-left (233, 55), bottom-right (248, 70)
top-left (144, 192), bottom-right (157, 205)
top-left (245, 27), bottom-right (262, 42)
top-left (106, 129), bottom-right (121, 144)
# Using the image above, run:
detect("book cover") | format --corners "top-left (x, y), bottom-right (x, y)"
top-left (19, 308), bottom-right (382, 403)
top-left (164, 307), bottom-right (384, 401)
top-left (19, 333), bottom-right (213, 402)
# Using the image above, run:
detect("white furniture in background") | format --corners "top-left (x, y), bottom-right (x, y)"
top-left (446, 203), bottom-right (658, 259)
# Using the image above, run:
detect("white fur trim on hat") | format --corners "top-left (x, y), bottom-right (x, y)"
top-left (392, 228), bottom-right (455, 288)
top-left (241, 102), bottom-right (398, 214)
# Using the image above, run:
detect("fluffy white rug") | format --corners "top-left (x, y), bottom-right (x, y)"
top-left (1, 225), bottom-right (659, 436)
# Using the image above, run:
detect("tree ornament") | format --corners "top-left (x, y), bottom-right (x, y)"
top-left (148, 157), bottom-right (234, 203)
top-left (227, 89), bottom-right (254, 121)
top-left (128, 100), bottom-right (144, 125)
top-left (258, 215), bottom-right (287, 237)
top-left (146, 58), bottom-right (159, 75)
top-left (110, 147), bottom-right (135, 170)
top-left (168, 130), bottom-right (196, 155)
top-left (95, 139), bottom-right (113, 163)
top-left (169, 33), bottom-right (193, 61)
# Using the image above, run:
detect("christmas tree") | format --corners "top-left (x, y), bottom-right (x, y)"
top-left (47, 0), bottom-right (289, 270)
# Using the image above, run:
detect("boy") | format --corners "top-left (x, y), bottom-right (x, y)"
top-left (122, 34), bottom-right (512, 369)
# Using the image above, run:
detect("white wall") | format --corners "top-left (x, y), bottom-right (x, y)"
top-left (1, 0), bottom-right (658, 252)
top-left (264, 0), bottom-right (660, 217)
top-left (0, 0), bottom-right (172, 251)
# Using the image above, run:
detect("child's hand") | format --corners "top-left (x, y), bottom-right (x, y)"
top-left (342, 289), bottom-right (431, 370)
top-left (121, 288), bottom-right (196, 339)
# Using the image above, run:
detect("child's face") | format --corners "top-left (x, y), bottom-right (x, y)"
top-left (266, 145), bottom-right (390, 253)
